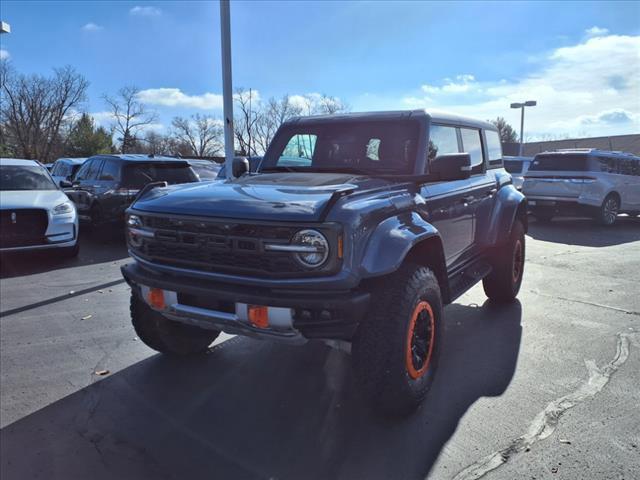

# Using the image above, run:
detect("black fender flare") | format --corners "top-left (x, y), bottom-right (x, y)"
top-left (359, 211), bottom-right (444, 278)
top-left (486, 185), bottom-right (527, 247)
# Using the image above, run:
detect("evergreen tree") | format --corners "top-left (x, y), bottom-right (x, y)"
top-left (67, 113), bottom-right (113, 157)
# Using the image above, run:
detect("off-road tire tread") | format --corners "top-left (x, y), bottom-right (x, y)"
top-left (482, 220), bottom-right (525, 302)
top-left (130, 294), bottom-right (219, 355)
top-left (352, 263), bottom-right (442, 416)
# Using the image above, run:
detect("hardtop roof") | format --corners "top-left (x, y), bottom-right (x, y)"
top-left (88, 154), bottom-right (189, 163)
top-left (0, 158), bottom-right (41, 167)
top-left (283, 109), bottom-right (496, 131)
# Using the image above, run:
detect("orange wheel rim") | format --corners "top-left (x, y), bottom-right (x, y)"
top-left (405, 301), bottom-right (435, 380)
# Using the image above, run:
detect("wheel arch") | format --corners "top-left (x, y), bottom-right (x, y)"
top-left (359, 212), bottom-right (450, 303)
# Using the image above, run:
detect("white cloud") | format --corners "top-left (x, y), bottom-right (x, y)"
top-left (399, 33), bottom-right (640, 139)
top-left (89, 111), bottom-right (116, 127)
top-left (0, 49), bottom-right (9, 60)
top-left (130, 6), bottom-right (162, 17)
top-left (421, 74), bottom-right (478, 95)
top-left (81, 22), bottom-right (103, 32)
top-left (137, 88), bottom-right (224, 110)
top-left (585, 26), bottom-right (609, 38)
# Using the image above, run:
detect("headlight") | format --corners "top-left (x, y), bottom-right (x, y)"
top-left (291, 229), bottom-right (329, 267)
top-left (127, 214), bottom-right (142, 228)
top-left (52, 202), bottom-right (74, 215)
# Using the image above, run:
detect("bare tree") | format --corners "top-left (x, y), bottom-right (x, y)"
top-left (103, 86), bottom-right (157, 153)
top-left (0, 62), bottom-right (89, 162)
top-left (254, 95), bottom-right (302, 153)
top-left (172, 114), bottom-right (223, 157)
top-left (233, 88), bottom-right (260, 156)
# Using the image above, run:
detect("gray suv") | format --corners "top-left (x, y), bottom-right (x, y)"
top-left (121, 110), bottom-right (527, 415)
top-left (523, 149), bottom-right (640, 225)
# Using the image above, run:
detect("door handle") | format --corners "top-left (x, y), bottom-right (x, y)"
top-left (461, 195), bottom-right (474, 204)
top-left (486, 188), bottom-right (497, 196)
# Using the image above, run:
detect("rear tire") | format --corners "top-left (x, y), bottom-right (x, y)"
top-left (483, 219), bottom-right (525, 303)
top-left (130, 294), bottom-right (220, 355)
top-left (597, 194), bottom-right (619, 226)
top-left (352, 264), bottom-right (443, 416)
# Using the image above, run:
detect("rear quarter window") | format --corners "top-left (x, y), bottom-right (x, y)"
top-left (485, 130), bottom-right (503, 167)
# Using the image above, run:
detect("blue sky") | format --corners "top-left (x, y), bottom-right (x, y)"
top-left (1, 0), bottom-right (639, 140)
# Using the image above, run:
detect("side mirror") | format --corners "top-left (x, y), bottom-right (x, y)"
top-left (59, 180), bottom-right (73, 188)
top-left (430, 153), bottom-right (472, 181)
top-left (232, 157), bottom-right (250, 178)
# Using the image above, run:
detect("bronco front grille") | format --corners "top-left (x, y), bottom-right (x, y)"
top-left (130, 214), bottom-right (337, 278)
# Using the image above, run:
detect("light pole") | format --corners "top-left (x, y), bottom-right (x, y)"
top-left (219, 1), bottom-right (235, 178)
top-left (510, 100), bottom-right (536, 156)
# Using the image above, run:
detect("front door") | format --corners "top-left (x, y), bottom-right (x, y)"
top-left (419, 124), bottom-right (474, 267)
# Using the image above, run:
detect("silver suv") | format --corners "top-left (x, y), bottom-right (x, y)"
top-left (523, 149), bottom-right (640, 225)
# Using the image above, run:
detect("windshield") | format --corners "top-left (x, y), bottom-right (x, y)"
top-left (191, 163), bottom-right (220, 180)
top-left (529, 154), bottom-right (589, 172)
top-left (121, 163), bottom-right (198, 188)
top-left (0, 165), bottom-right (57, 191)
top-left (262, 120), bottom-right (419, 175)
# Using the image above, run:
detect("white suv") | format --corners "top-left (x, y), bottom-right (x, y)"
top-left (523, 149), bottom-right (640, 226)
top-left (0, 158), bottom-right (79, 256)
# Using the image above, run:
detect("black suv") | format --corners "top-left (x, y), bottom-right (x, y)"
top-left (121, 111), bottom-right (527, 415)
top-left (65, 154), bottom-right (198, 226)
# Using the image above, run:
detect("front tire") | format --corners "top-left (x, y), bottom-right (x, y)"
top-left (483, 219), bottom-right (525, 303)
top-left (61, 241), bottom-right (80, 258)
top-left (352, 264), bottom-right (443, 416)
top-left (131, 294), bottom-right (220, 356)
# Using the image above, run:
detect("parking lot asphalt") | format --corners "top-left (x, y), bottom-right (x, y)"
top-left (1, 217), bottom-right (639, 480)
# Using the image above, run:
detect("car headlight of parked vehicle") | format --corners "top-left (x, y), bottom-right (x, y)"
top-left (52, 201), bottom-right (75, 215)
top-left (127, 214), bottom-right (142, 228)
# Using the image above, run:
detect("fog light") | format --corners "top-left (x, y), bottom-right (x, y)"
top-left (147, 288), bottom-right (165, 309)
top-left (248, 305), bottom-right (269, 328)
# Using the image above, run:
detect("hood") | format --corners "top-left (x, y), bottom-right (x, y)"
top-left (132, 172), bottom-right (393, 221)
top-left (0, 190), bottom-right (70, 211)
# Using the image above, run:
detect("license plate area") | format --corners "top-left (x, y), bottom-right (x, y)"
top-left (177, 293), bottom-right (235, 313)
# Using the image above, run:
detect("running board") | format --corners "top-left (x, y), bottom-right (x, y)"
top-left (448, 260), bottom-right (492, 302)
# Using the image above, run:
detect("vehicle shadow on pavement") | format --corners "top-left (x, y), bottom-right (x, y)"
top-left (0, 227), bottom-right (128, 279)
top-left (527, 215), bottom-right (640, 248)
top-left (0, 300), bottom-right (522, 480)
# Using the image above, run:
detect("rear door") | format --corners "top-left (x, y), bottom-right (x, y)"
top-left (419, 124), bottom-right (475, 267)
top-left (460, 128), bottom-right (499, 258)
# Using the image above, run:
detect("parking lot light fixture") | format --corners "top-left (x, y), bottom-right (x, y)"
top-left (511, 100), bottom-right (537, 156)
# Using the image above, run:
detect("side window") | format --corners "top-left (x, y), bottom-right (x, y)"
top-left (485, 130), bottom-right (503, 167)
top-left (427, 125), bottom-right (459, 164)
top-left (74, 160), bottom-right (94, 181)
top-left (51, 162), bottom-right (60, 175)
top-left (460, 128), bottom-right (484, 173)
top-left (86, 159), bottom-right (103, 180)
top-left (366, 138), bottom-right (381, 161)
top-left (99, 159), bottom-right (120, 181)
top-left (278, 134), bottom-right (317, 166)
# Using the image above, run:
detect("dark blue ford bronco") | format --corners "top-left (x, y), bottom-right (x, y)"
top-left (121, 110), bottom-right (527, 415)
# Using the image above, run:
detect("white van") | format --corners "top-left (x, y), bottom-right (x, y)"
top-left (523, 149), bottom-right (640, 226)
